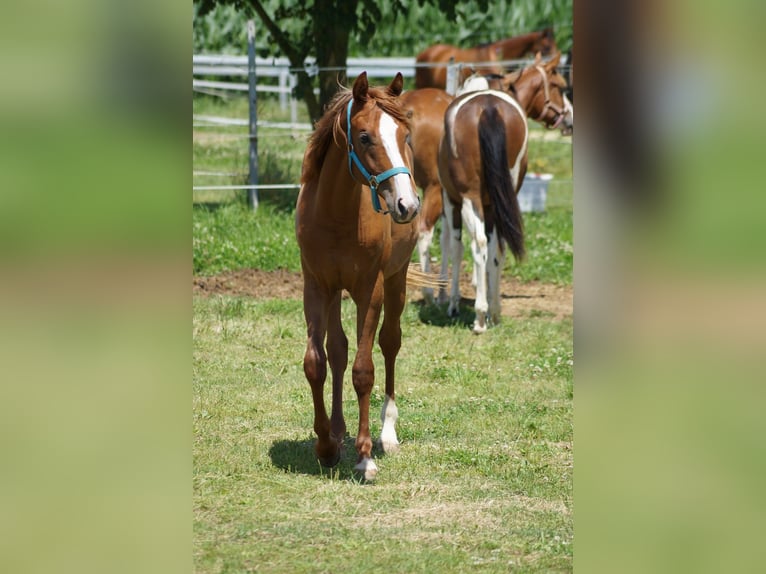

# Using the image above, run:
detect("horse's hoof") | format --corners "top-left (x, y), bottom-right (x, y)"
top-left (472, 321), bottom-right (487, 335)
top-left (447, 302), bottom-right (460, 317)
top-left (316, 443), bottom-right (341, 468)
top-left (380, 438), bottom-right (400, 455)
top-left (354, 457), bottom-right (378, 481)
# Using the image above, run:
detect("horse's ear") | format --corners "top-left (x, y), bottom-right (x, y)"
top-left (502, 69), bottom-right (523, 90)
top-left (353, 72), bottom-right (369, 103)
top-left (388, 72), bottom-right (404, 97)
top-left (543, 27), bottom-right (554, 39)
top-left (533, 52), bottom-right (543, 66)
top-left (545, 51), bottom-right (561, 70)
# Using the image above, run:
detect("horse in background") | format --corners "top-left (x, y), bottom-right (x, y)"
top-left (399, 87), bottom-right (454, 302)
top-left (296, 72), bottom-right (420, 480)
top-left (437, 52), bottom-right (570, 333)
top-left (415, 28), bottom-right (557, 90)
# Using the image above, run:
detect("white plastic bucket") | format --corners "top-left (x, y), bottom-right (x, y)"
top-left (517, 173), bottom-right (552, 212)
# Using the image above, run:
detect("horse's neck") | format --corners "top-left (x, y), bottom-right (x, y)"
top-left (493, 33), bottom-right (537, 58)
top-left (513, 75), bottom-right (544, 117)
top-left (319, 144), bottom-right (363, 220)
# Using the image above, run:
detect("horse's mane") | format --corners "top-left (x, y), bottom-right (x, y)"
top-left (301, 85), bottom-right (411, 185)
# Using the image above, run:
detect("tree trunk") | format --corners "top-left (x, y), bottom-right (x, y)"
top-left (312, 0), bottom-right (358, 122)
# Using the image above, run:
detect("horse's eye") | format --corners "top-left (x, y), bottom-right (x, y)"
top-left (359, 132), bottom-right (371, 145)
top-left (405, 133), bottom-right (412, 149)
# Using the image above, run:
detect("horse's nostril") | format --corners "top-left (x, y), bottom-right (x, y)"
top-left (397, 198), bottom-right (408, 217)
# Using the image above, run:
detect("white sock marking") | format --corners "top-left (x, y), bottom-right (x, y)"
top-left (380, 395), bottom-right (399, 450)
top-left (354, 457), bottom-right (378, 480)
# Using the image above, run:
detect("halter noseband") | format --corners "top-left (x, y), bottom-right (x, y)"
top-left (533, 65), bottom-right (566, 129)
top-left (346, 99), bottom-right (411, 214)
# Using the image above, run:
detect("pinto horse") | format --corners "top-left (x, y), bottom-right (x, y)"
top-left (437, 52), bottom-right (569, 333)
top-left (399, 87), bottom-right (454, 301)
top-left (295, 72), bottom-right (420, 480)
top-left (415, 28), bottom-right (557, 90)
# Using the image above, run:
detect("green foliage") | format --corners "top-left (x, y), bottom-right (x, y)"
top-left (193, 0), bottom-right (573, 57)
top-left (352, 0), bottom-right (573, 56)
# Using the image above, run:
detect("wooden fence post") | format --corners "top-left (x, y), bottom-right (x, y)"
top-left (445, 57), bottom-right (458, 95)
top-left (247, 20), bottom-right (259, 211)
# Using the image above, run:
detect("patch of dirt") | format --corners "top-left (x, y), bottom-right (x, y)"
top-left (193, 268), bottom-right (572, 321)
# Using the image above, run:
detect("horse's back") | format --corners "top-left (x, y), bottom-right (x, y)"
top-left (440, 90), bottom-right (528, 200)
top-left (415, 44), bottom-right (457, 89)
top-left (400, 88), bottom-right (453, 172)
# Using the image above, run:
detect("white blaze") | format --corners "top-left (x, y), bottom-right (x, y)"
top-left (378, 112), bottom-right (418, 210)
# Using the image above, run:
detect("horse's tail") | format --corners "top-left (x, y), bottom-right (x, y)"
top-left (478, 106), bottom-right (525, 261)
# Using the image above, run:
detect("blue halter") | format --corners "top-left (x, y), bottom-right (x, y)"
top-left (346, 99), bottom-right (411, 214)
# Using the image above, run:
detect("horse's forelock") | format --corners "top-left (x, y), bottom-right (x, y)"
top-left (368, 86), bottom-right (411, 131)
top-left (301, 86), bottom-right (410, 185)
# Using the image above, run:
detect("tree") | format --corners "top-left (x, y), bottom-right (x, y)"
top-left (195, 0), bottom-right (485, 123)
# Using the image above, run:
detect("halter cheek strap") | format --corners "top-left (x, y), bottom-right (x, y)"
top-left (534, 66), bottom-right (565, 128)
top-left (346, 99), bottom-right (411, 214)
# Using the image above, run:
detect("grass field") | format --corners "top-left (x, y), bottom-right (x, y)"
top-left (194, 296), bottom-right (573, 572)
top-left (193, 92), bottom-right (573, 572)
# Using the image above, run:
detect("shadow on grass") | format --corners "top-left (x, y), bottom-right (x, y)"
top-left (268, 435), bottom-right (385, 483)
top-left (412, 298), bottom-right (476, 328)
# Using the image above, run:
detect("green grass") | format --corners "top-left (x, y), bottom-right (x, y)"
top-left (193, 94), bottom-right (573, 571)
top-left (193, 201), bottom-right (299, 275)
top-left (194, 295), bottom-right (573, 573)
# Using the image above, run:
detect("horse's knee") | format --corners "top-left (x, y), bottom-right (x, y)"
top-left (303, 342), bottom-right (326, 386)
top-left (352, 363), bottom-right (374, 395)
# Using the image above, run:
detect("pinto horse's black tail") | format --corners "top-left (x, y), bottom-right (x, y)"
top-left (478, 105), bottom-right (525, 261)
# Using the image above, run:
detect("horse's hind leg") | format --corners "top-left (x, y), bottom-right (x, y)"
top-left (377, 266), bottom-right (408, 455)
top-left (487, 228), bottom-right (505, 326)
top-left (302, 280), bottom-right (339, 467)
top-left (417, 226), bottom-right (435, 302)
top-left (438, 211), bottom-right (451, 305)
top-left (443, 194), bottom-right (463, 317)
top-left (326, 291), bottom-right (348, 454)
top-left (462, 198), bottom-right (489, 333)
top-left (418, 182), bottom-right (443, 303)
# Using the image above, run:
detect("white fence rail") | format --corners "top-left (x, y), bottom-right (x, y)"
top-left (193, 26), bottom-right (571, 206)
top-left (192, 54), bottom-right (568, 117)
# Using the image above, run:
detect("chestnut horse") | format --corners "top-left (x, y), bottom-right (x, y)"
top-left (437, 52), bottom-right (569, 333)
top-left (399, 87), bottom-right (454, 301)
top-left (415, 28), bottom-right (557, 90)
top-left (295, 72), bottom-right (420, 480)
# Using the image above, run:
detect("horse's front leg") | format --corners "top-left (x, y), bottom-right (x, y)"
top-left (302, 279), bottom-right (338, 467)
top-left (351, 276), bottom-right (385, 480)
top-left (377, 265), bottom-right (409, 455)
top-left (326, 291), bottom-right (348, 454)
